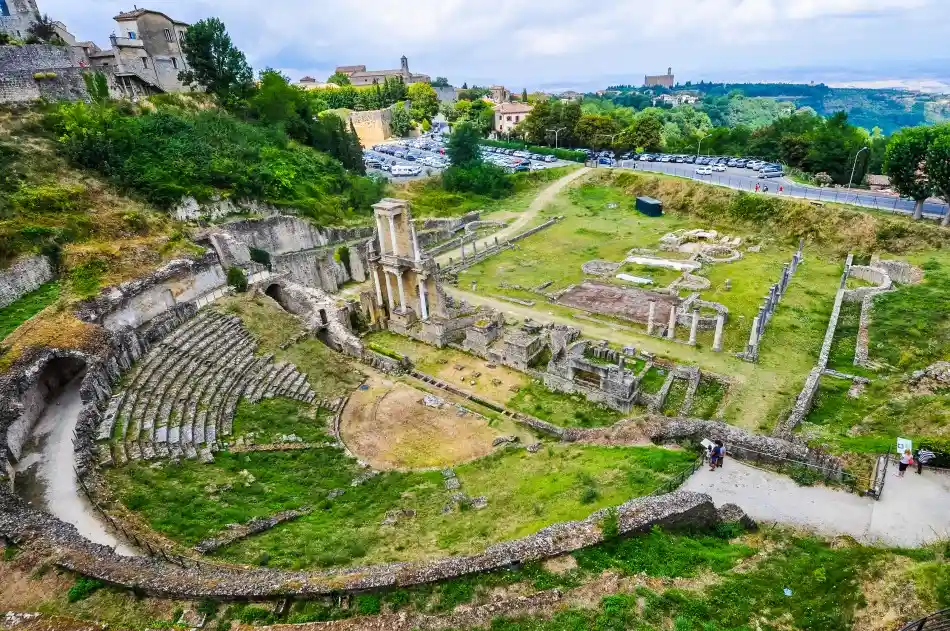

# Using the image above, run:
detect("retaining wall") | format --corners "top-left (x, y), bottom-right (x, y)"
top-left (0, 488), bottom-right (719, 598)
top-left (843, 265), bottom-right (892, 303)
top-left (0, 44), bottom-right (88, 104)
top-left (0, 255), bottom-right (53, 308)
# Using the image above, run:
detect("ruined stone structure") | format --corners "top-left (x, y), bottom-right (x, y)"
top-left (739, 239), bottom-right (805, 362)
top-left (0, 0), bottom-right (39, 39)
top-left (545, 336), bottom-right (641, 413)
top-left (0, 254), bottom-right (53, 308)
top-left (348, 106), bottom-right (395, 147)
top-left (0, 43), bottom-right (89, 104)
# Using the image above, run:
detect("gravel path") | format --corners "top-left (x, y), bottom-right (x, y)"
top-left (684, 459), bottom-right (950, 548)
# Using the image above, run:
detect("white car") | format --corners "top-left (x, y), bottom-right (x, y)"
top-left (695, 166), bottom-right (713, 175)
top-left (712, 164), bottom-right (726, 172)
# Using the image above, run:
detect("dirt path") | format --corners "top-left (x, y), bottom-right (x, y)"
top-left (12, 379), bottom-right (137, 556)
top-left (435, 167), bottom-right (591, 265)
top-left (683, 460), bottom-right (950, 547)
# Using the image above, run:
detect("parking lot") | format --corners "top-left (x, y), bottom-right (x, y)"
top-left (364, 135), bottom-right (573, 180)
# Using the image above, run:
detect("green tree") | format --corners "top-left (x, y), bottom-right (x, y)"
top-left (432, 77), bottom-right (450, 88)
top-left (27, 14), bottom-right (58, 42)
top-left (461, 82), bottom-right (468, 89)
top-left (925, 124), bottom-right (950, 227)
top-left (574, 114), bottom-right (619, 149)
top-left (617, 111), bottom-right (664, 152)
top-left (389, 104), bottom-right (411, 137)
top-left (884, 126), bottom-right (933, 220)
top-left (250, 69), bottom-right (300, 127)
top-left (407, 82), bottom-right (440, 123)
top-left (327, 71), bottom-right (352, 86)
top-left (179, 17), bottom-right (254, 106)
top-left (227, 266), bottom-right (248, 292)
top-left (446, 121), bottom-right (482, 168)
top-left (521, 88), bottom-right (528, 102)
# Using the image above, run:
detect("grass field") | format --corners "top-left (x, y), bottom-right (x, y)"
top-left (0, 281), bottom-right (60, 341)
top-left (106, 438), bottom-right (694, 568)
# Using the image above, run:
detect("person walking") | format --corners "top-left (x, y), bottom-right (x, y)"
top-left (779, 185), bottom-right (784, 194)
top-left (898, 449), bottom-right (914, 477)
top-left (916, 448), bottom-right (935, 474)
top-left (708, 441), bottom-right (721, 471)
top-left (755, 183), bottom-right (760, 193)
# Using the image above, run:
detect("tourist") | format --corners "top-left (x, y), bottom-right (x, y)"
top-left (755, 183), bottom-right (760, 193)
top-left (779, 185), bottom-right (784, 194)
top-left (898, 449), bottom-right (914, 477)
top-left (716, 440), bottom-right (725, 469)
top-left (916, 448), bottom-right (936, 475)
top-left (709, 440), bottom-right (724, 471)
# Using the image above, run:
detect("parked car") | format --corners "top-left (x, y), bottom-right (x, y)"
top-left (545, 155), bottom-right (557, 163)
top-left (759, 168), bottom-right (784, 178)
top-left (364, 159), bottom-right (381, 169)
top-left (695, 166), bottom-right (713, 175)
top-left (712, 164), bottom-right (726, 172)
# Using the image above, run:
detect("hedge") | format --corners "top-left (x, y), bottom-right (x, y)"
top-left (480, 139), bottom-right (586, 163)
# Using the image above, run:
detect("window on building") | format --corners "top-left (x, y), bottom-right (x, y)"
top-left (0, 0), bottom-right (10, 17)
top-left (179, 30), bottom-right (186, 42)
top-left (515, 115), bottom-right (520, 122)
top-left (128, 31), bottom-right (136, 39)
top-left (164, 28), bottom-right (173, 42)
top-left (142, 57), bottom-right (149, 69)
top-left (506, 115), bottom-right (512, 121)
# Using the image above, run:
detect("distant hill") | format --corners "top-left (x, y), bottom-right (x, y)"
top-left (686, 82), bottom-right (950, 134)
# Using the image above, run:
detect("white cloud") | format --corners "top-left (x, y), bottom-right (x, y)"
top-left (37, 0), bottom-right (950, 89)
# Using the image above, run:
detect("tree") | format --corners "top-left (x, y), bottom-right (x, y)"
top-left (407, 82), bottom-right (440, 123)
top-left (521, 88), bottom-right (528, 102)
top-left (178, 17), bottom-right (254, 106)
top-left (446, 121), bottom-right (482, 168)
top-left (617, 111), bottom-right (663, 152)
top-left (250, 69), bottom-right (301, 127)
top-left (390, 103), bottom-right (412, 137)
top-left (327, 71), bottom-right (351, 86)
top-left (884, 126), bottom-right (933, 220)
top-left (924, 125), bottom-right (950, 226)
top-left (574, 114), bottom-right (619, 149)
top-left (27, 14), bottom-right (58, 42)
top-left (462, 82), bottom-right (468, 90)
top-left (432, 77), bottom-right (450, 88)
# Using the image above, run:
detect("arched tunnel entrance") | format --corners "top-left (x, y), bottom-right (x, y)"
top-left (265, 283), bottom-right (288, 311)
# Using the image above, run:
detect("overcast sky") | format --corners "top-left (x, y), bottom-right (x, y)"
top-left (39, 0), bottom-right (950, 91)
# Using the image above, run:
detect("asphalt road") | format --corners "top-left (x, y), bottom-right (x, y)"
top-left (621, 161), bottom-right (949, 220)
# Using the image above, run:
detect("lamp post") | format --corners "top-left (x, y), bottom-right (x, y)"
top-left (847, 146), bottom-right (869, 191)
top-left (547, 127), bottom-right (566, 149)
top-left (696, 132), bottom-right (710, 157)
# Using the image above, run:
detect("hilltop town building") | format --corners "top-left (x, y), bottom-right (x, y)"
top-left (297, 76), bottom-right (339, 90)
top-left (86, 8), bottom-right (190, 96)
top-left (645, 67), bottom-right (675, 89)
top-left (0, 0), bottom-right (39, 39)
top-left (494, 102), bottom-right (534, 135)
top-left (489, 85), bottom-right (509, 103)
top-left (334, 56), bottom-right (430, 87)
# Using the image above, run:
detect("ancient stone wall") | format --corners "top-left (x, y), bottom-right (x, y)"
top-left (0, 487), bottom-right (720, 598)
top-left (172, 197), bottom-right (284, 222)
top-left (0, 255), bottom-right (53, 308)
top-left (270, 249), bottom-right (347, 293)
top-left (422, 212), bottom-right (480, 233)
top-left (75, 253), bottom-right (226, 332)
top-left (0, 44), bottom-right (89, 104)
top-left (843, 265), bottom-right (892, 303)
top-left (348, 107), bottom-right (393, 147)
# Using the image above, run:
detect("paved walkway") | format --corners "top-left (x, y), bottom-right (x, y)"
top-left (683, 460), bottom-right (950, 548)
top-left (434, 167), bottom-right (590, 265)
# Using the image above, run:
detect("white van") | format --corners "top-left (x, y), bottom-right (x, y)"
top-left (391, 165), bottom-right (420, 177)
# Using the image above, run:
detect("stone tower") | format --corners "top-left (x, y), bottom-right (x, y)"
top-left (0, 0), bottom-right (41, 38)
top-left (400, 55), bottom-right (410, 82)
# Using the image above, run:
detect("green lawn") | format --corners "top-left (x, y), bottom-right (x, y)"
top-left (106, 442), bottom-right (694, 569)
top-left (231, 399), bottom-right (333, 444)
top-left (506, 380), bottom-right (629, 428)
top-left (690, 378), bottom-right (728, 419)
top-left (661, 379), bottom-right (689, 416)
top-left (0, 281), bottom-right (60, 341)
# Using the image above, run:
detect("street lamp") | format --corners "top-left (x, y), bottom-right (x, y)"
top-left (696, 132), bottom-right (710, 157)
top-left (847, 146), bottom-right (869, 191)
top-left (547, 127), bottom-right (567, 149)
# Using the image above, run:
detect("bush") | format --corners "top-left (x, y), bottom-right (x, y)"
top-left (442, 164), bottom-right (513, 198)
top-left (227, 266), bottom-right (248, 293)
top-left (789, 464), bottom-right (822, 486)
top-left (67, 576), bottom-right (104, 602)
top-left (69, 258), bottom-right (107, 298)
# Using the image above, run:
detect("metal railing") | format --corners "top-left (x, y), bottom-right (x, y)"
top-left (618, 163), bottom-right (950, 220)
top-left (650, 453), bottom-right (704, 496)
top-left (899, 609), bottom-right (950, 631)
top-left (725, 445), bottom-right (864, 495)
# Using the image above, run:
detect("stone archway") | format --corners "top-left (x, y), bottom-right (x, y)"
top-left (265, 283), bottom-right (289, 312)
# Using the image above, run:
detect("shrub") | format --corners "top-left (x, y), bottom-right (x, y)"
top-left (67, 576), bottom-right (104, 602)
top-left (354, 595), bottom-right (381, 615)
top-left (9, 184), bottom-right (86, 214)
top-left (227, 266), bottom-right (248, 293)
top-left (69, 258), bottom-right (107, 298)
top-left (600, 507), bottom-right (619, 539)
top-left (789, 464), bottom-right (822, 486)
top-left (442, 164), bottom-right (513, 198)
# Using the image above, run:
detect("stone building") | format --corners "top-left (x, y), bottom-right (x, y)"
top-left (348, 106), bottom-right (394, 147)
top-left (544, 336), bottom-right (641, 413)
top-left (86, 8), bottom-right (190, 96)
top-left (489, 85), bottom-right (509, 103)
top-left (0, 0), bottom-right (39, 39)
top-left (334, 56), bottom-right (430, 87)
top-left (494, 102), bottom-right (533, 135)
top-left (644, 67), bottom-right (675, 89)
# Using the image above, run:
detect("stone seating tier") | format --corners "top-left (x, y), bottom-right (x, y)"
top-left (95, 311), bottom-right (317, 463)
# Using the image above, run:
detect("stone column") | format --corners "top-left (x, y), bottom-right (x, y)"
top-left (712, 313), bottom-right (725, 352)
top-left (396, 271), bottom-right (407, 311)
top-left (647, 300), bottom-right (656, 335)
top-left (747, 315), bottom-right (760, 355)
top-left (666, 305), bottom-right (677, 340)
top-left (375, 215), bottom-right (387, 255)
top-left (410, 223), bottom-right (422, 262)
top-left (387, 214), bottom-right (399, 256)
top-left (417, 277), bottom-right (429, 320)
top-left (373, 266), bottom-right (383, 305)
top-left (688, 309), bottom-right (700, 345)
top-left (384, 270), bottom-right (395, 311)
top-left (460, 240), bottom-right (466, 261)
top-left (780, 264), bottom-right (790, 294)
